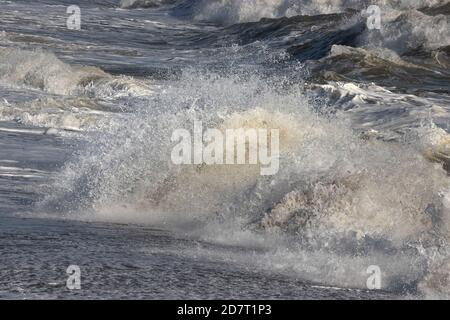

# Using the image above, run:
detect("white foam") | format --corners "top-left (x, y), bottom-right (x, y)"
top-left (0, 166), bottom-right (48, 179)
top-left (310, 79), bottom-right (450, 134)
top-left (39, 71), bottom-right (450, 294)
top-left (0, 48), bottom-right (157, 131)
top-left (0, 126), bottom-right (45, 135)
top-left (0, 48), bottom-right (156, 99)
top-left (191, 0), bottom-right (450, 53)
top-left (0, 47), bottom-right (105, 95)
top-left (191, 0), bottom-right (450, 24)
top-left (120, 0), bottom-right (170, 8)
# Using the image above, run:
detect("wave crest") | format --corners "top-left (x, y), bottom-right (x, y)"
top-left (120, 0), bottom-right (175, 9)
top-left (38, 70), bottom-right (450, 294)
top-left (188, 0), bottom-right (449, 25)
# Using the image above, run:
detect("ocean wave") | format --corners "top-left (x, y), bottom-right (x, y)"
top-left (0, 47), bottom-right (155, 98)
top-left (120, 0), bottom-right (176, 9)
top-left (0, 49), bottom-right (107, 130)
top-left (38, 70), bottom-right (450, 295)
top-left (1, 0), bottom-right (449, 299)
top-left (0, 96), bottom-right (126, 132)
top-left (165, 3), bottom-right (450, 69)
top-left (308, 81), bottom-right (450, 138)
top-left (0, 47), bottom-right (106, 96)
top-left (241, 8), bottom-right (450, 55)
top-left (173, 0), bottom-right (450, 25)
top-left (119, 0), bottom-right (449, 23)
top-left (361, 9), bottom-right (450, 53)
top-left (0, 48), bottom-right (157, 130)
top-left (93, 0), bottom-right (450, 70)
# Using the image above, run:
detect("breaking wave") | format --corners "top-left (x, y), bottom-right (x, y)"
top-left (0, 47), bottom-right (154, 98)
top-left (119, 0), bottom-right (450, 72)
top-left (0, 47), bottom-right (105, 95)
top-left (0, 48), bottom-right (155, 130)
top-left (4, 0), bottom-right (449, 298)
top-left (191, 0), bottom-right (450, 24)
top-left (38, 70), bottom-right (450, 297)
top-left (120, 0), bottom-right (176, 9)
top-left (122, 0), bottom-right (450, 24)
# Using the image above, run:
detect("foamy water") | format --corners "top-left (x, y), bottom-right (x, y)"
top-left (1, 0), bottom-right (449, 299)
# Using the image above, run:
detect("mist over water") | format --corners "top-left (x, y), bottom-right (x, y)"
top-left (1, 0), bottom-right (450, 299)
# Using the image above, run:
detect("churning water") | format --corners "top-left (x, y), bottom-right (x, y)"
top-left (1, 0), bottom-right (450, 299)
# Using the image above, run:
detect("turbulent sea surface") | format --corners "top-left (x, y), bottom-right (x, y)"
top-left (1, 0), bottom-right (450, 299)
